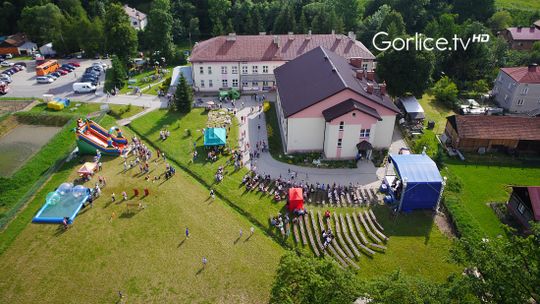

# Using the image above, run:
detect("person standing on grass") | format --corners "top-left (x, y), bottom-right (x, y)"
top-left (210, 189), bottom-right (215, 200)
top-left (202, 257), bottom-right (208, 268)
top-left (239, 229), bottom-right (243, 238)
top-left (122, 191), bottom-right (127, 201)
top-left (111, 193), bottom-right (116, 202)
top-left (250, 226), bottom-right (254, 236)
top-left (185, 227), bottom-right (190, 239)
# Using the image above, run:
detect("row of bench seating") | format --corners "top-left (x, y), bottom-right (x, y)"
top-left (306, 187), bottom-right (381, 207)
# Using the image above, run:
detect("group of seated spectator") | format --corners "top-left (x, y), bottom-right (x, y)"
top-left (215, 166), bottom-right (224, 182)
top-left (164, 163), bottom-right (176, 179)
top-left (270, 213), bottom-right (289, 235)
top-left (321, 229), bottom-right (334, 249)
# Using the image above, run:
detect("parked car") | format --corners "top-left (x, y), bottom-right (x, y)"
top-left (46, 74), bottom-right (57, 81)
top-left (68, 62), bottom-right (81, 67)
top-left (81, 77), bottom-right (98, 85)
top-left (0, 74), bottom-right (12, 83)
top-left (92, 62), bottom-right (105, 70)
top-left (59, 67), bottom-right (72, 73)
top-left (51, 72), bottom-right (62, 78)
top-left (61, 64), bottom-right (75, 71)
top-left (5, 53), bottom-right (12, 59)
top-left (14, 64), bottom-right (25, 70)
top-left (57, 69), bottom-right (68, 75)
top-left (1, 61), bottom-right (14, 67)
top-left (11, 65), bottom-right (22, 72)
top-left (73, 82), bottom-right (96, 93)
top-left (36, 76), bottom-right (53, 84)
top-left (84, 70), bottom-right (99, 78)
top-left (2, 69), bottom-right (14, 75)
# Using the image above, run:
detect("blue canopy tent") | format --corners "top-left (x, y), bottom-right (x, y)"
top-left (204, 128), bottom-right (227, 146)
top-left (388, 154), bottom-right (444, 212)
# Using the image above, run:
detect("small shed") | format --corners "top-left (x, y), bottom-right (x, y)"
top-left (507, 186), bottom-right (540, 231)
top-left (288, 188), bottom-right (304, 211)
top-left (398, 96), bottom-right (425, 121)
top-left (204, 128), bottom-right (227, 146)
top-left (388, 154), bottom-right (444, 212)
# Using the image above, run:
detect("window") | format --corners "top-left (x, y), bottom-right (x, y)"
top-left (222, 79), bottom-right (228, 87)
top-left (362, 63), bottom-right (368, 70)
top-left (252, 81), bottom-right (258, 87)
top-left (232, 66), bottom-right (238, 74)
top-left (507, 82), bottom-right (512, 90)
top-left (133, 21), bottom-right (138, 26)
top-left (207, 66), bottom-right (212, 74)
top-left (517, 99), bottom-right (524, 106)
top-left (518, 203), bottom-right (525, 214)
top-left (252, 65), bottom-right (258, 73)
top-left (242, 81), bottom-right (249, 87)
top-left (360, 129), bottom-right (370, 138)
top-left (337, 139), bottom-right (342, 148)
top-left (199, 66), bottom-right (204, 74)
top-left (263, 81), bottom-right (268, 86)
top-left (352, 112), bottom-right (356, 117)
top-left (242, 66), bottom-right (248, 74)
top-left (209, 80), bottom-right (213, 87)
top-left (221, 66), bottom-right (227, 74)
top-left (521, 87), bottom-right (529, 95)
top-left (263, 65), bottom-right (268, 73)
top-left (232, 79), bottom-right (238, 87)
top-left (339, 121), bottom-right (344, 130)
top-left (200, 80), bottom-right (205, 87)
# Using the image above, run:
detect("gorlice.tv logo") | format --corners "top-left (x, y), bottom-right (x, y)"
top-left (372, 31), bottom-right (490, 52)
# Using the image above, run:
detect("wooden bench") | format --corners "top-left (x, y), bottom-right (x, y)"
top-left (363, 189), bottom-right (371, 205)
top-left (369, 188), bottom-right (379, 204)
top-left (321, 214), bottom-right (359, 269)
top-left (335, 214), bottom-right (362, 259)
top-left (358, 212), bottom-right (382, 244)
top-left (345, 213), bottom-right (375, 256)
top-left (329, 216), bottom-right (355, 260)
top-left (302, 214), bottom-right (320, 257)
top-left (364, 210), bottom-right (388, 242)
top-left (298, 215), bottom-right (308, 246)
top-left (292, 220), bottom-right (300, 244)
top-left (369, 209), bottom-right (385, 231)
top-left (351, 212), bottom-right (369, 245)
top-left (316, 211), bottom-right (347, 268)
top-left (308, 211), bottom-right (326, 254)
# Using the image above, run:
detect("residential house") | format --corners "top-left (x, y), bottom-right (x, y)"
top-left (501, 25), bottom-right (540, 50)
top-left (492, 64), bottom-right (540, 115)
top-left (507, 186), bottom-right (540, 231)
top-left (188, 32), bottom-right (376, 93)
top-left (274, 46), bottom-right (399, 160)
top-left (0, 33), bottom-right (37, 55)
top-left (123, 5), bottom-right (147, 30)
top-left (444, 115), bottom-right (540, 153)
top-left (39, 42), bottom-right (56, 57)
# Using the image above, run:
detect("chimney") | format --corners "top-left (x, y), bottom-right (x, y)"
top-left (226, 32), bottom-right (237, 41)
top-left (259, 32), bottom-right (266, 35)
top-left (528, 63), bottom-right (538, 72)
top-left (288, 32), bottom-right (294, 40)
top-left (331, 29), bottom-right (335, 36)
top-left (366, 83), bottom-right (374, 94)
top-left (379, 83), bottom-right (387, 95)
top-left (348, 31), bottom-right (356, 41)
top-left (356, 71), bottom-right (363, 80)
top-left (517, 26), bottom-right (522, 32)
top-left (273, 35), bottom-right (280, 47)
top-left (306, 30), bottom-right (312, 40)
top-left (366, 71), bottom-right (375, 81)
top-left (350, 58), bottom-right (363, 68)
top-left (531, 26), bottom-right (536, 32)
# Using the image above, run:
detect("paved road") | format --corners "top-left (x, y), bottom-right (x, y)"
top-left (3, 59), bottom-right (167, 109)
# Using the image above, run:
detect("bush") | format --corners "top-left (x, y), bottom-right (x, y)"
top-left (431, 76), bottom-right (459, 109)
top-left (263, 101), bottom-right (271, 112)
top-left (266, 124), bottom-right (273, 138)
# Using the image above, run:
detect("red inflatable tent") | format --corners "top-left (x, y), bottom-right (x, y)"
top-left (288, 188), bottom-right (304, 211)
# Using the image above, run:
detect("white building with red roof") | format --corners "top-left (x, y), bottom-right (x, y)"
top-left (188, 32), bottom-right (376, 93)
top-left (123, 5), bottom-right (147, 31)
top-left (492, 64), bottom-right (540, 115)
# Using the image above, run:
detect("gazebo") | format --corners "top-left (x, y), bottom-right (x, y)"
top-left (204, 128), bottom-right (227, 147)
top-left (287, 188), bottom-right (304, 211)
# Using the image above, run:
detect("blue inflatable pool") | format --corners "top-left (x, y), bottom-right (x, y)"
top-left (32, 183), bottom-right (90, 224)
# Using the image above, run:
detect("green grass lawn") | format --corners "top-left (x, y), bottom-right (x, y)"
top-left (444, 160), bottom-right (540, 237)
top-left (121, 66), bottom-right (173, 95)
top-left (29, 102), bottom-right (143, 120)
top-left (496, 0), bottom-right (540, 10)
top-left (129, 108), bottom-right (459, 282)
top-left (417, 94), bottom-right (455, 135)
top-left (0, 121), bottom-right (284, 303)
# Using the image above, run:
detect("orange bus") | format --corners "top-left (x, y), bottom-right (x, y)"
top-left (36, 60), bottom-right (60, 76)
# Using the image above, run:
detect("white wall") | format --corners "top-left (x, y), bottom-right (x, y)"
top-left (323, 122), bottom-right (376, 159)
top-left (286, 118), bottom-right (325, 152)
top-left (371, 115), bottom-right (395, 148)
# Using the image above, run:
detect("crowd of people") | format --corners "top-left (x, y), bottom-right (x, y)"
top-left (215, 166), bottom-right (224, 182)
top-left (270, 212), bottom-right (289, 236)
top-left (321, 228), bottom-right (334, 249)
top-left (159, 129), bottom-right (170, 141)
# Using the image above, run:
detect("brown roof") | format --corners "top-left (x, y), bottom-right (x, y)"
top-left (0, 33), bottom-right (28, 47)
top-left (501, 65), bottom-right (540, 84)
top-left (448, 115), bottom-right (540, 140)
top-left (322, 99), bottom-right (382, 122)
top-left (189, 34), bottom-right (375, 62)
top-left (275, 46), bottom-right (398, 118)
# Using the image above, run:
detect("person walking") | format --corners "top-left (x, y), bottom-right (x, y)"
top-left (250, 226), bottom-right (255, 236)
top-left (210, 189), bottom-right (215, 200)
top-left (239, 229), bottom-right (243, 238)
top-left (111, 193), bottom-right (116, 202)
top-left (185, 227), bottom-right (190, 239)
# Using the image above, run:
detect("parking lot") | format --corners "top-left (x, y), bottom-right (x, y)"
top-left (2, 59), bottom-right (109, 101)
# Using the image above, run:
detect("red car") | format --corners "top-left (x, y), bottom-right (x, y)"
top-left (56, 69), bottom-right (68, 75)
top-left (68, 62), bottom-right (81, 67)
top-left (60, 67), bottom-right (72, 73)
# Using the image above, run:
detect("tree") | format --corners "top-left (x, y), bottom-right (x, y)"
top-left (453, 0), bottom-right (495, 22)
top-left (18, 3), bottom-right (65, 45)
top-left (431, 76), bottom-right (458, 108)
top-left (189, 17), bottom-right (201, 41)
top-left (488, 11), bottom-right (513, 32)
top-left (310, 5), bottom-right (343, 34)
top-left (208, 0), bottom-right (231, 35)
top-left (452, 224), bottom-right (540, 304)
top-left (174, 74), bottom-right (192, 113)
top-left (376, 39), bottom-right (435, 97)
top-left (273, 3), bottom-right (296, 34)
top-left (104, 3), bottom-right (138, 60)
top-left (145, 0), bottom-right (175, 60)
top-left (109, 55), bottom-right (127, 92)
top-left (297, 11), bottom-right (308, 34)
top-left (333, 0), bottom-right (359, 31)
top-left (269, 251), bottom-right (361, 304)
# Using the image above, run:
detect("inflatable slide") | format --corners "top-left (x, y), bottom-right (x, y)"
top-left (76, 119), bottom-right (128, 155)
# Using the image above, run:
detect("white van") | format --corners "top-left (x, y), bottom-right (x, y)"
top-left (73, 82), bottom-right (97, 93)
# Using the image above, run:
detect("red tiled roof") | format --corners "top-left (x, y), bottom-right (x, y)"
top-left (506, 27), bottom-right (540, 41)
top-left (528, 186), bottom-right (540, 221)
top-left (450, 115), bottom-right (540, 140)
top-left (501, 66), bottom-right (540, 84)
top-left (189, 34), bottom-right (375, 62)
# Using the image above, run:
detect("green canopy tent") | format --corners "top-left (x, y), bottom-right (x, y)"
top-left (204, 128), bottom-right (227, 146)
top-left (218, 89), bottom-right (240, 100)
